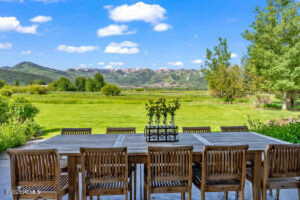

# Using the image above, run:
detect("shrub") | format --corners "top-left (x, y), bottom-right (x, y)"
top-left (50, 77), bottom-right (75, 91)
top-left (0, 121), bottom-right (27, 152)
top-left (0, 97), bottom-right (9, 124)
top-left (27, 85), bottom-right (48, 95)
top-left (75, 77), bottom-right (87, 91)
top-left (248, 117), bottom-right (300, 143)
top-left (9, 97), bottom-right (39, 123)
top-left (0, 89), bottom-right (13, 97)
top-left (101, 84), bottom-right (121, 96)
top-left (0, 80), bottom-right (6, 89)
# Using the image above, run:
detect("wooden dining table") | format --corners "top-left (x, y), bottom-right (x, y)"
top-left (24, 131), bottom-right (289, 200)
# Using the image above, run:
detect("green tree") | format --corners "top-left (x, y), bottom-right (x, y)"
top-left (0, 80), bottom-right (6, 89)
top-left (30, 80), bottom-right (46, 85)
top-left (14, 80), bottom-right (20, 86)
top-left (94, 73), bottom-right (105, 91)
top-left (85, 78), bottom-right (97, 92)
top-left (243, 0), bottom-right (300, 110)
top-left (101, 84), bottom-right (121, 96)
top-left (50, 77), bottom-right (75, 91)
top-left (75, 77), bottom-right (87, 91)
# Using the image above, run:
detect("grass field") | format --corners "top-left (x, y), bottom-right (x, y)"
top-left (16, 90), bottom-right (300, 138)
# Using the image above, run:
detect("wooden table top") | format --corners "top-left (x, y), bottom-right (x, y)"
top-left (24, 132), bottom-right (288, 155)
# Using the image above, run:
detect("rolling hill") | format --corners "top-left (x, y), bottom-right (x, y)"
top-left (0, 68), bottom-right (53, 85)
top-left (0, 62), bottom-right (207, 89)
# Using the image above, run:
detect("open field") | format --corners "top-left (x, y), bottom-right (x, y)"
top-left (16, 90), bottom-right (300, 138)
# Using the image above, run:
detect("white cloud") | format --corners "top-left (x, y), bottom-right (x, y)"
top-left (108, 2), bottom-right (166, 24)
top-left (104, 41), bottom-right (139, 54)
top-left (192, 59), bottom-right (203, 64)
top-left (0, 17), bottom-right (38, 34)
top-left (97, 62), bottom-right (105, 65)
top-left (57, 45), bottom-right (98, 53)
top-left (0, 42), bottom-right (12, 49)
top-left (104, 62), bottom-right (125, 69)
top-left (231, 53), bottom-right (238, 58)
top-left (167, 61), bottom-right (184, 67)
top-left (30, 16), bottom-right (52, 23)
top-left (153, 23), bottom-right (171, 32)
top-left (97, 24), bottom-right (135, 37)
top-left (21, 50), bottom-right (32, 55)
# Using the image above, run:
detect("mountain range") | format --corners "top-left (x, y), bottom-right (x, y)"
top-left (0, 62), bottom-right (207, 89)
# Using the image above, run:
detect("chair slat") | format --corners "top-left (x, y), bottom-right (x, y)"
top-left (182, 127), bottom-right (211, 134)
top-left (220, 126), bottom-right (249, 132)
top-left (61, 128), bottom-right (92, 135)
top-left (106, 127), bottom-right (136, 134)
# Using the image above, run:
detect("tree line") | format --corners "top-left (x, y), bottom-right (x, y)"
top-left (203, 0), bottom-right (300, 110)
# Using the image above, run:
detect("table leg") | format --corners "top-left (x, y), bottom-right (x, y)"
top-left (253, 152), bottom-right (262, 200)
top-left (68, 156), bottom-right (78, 200)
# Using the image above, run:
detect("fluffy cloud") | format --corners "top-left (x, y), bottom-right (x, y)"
top-left (30, 16), bottom-right (52, 23)
top-left (104, 41), bottom-right (139, 54)
top-left (192, 59), bottom-right (203, 64)
top-left (0, 42), bottom-right (12, 49)
top-left (231, 53), bottom-right (238, 58)
top-left (21, 50), bottom-right (32, 55)
top-left (104, 61), bottom-right (125, 69)
top-left (57, 45), bottom-right (98, 53)
top-left (167, 61), bottom-right (184, 67)
top-left (0, 17), bottom-right (38, 34)
top-left (97, 62), bottom-right (105, 65)
top-left (97, 24), bottom-right (134, 37)
top-left (108, 2), bottom-right (166, 24)
top-left (153, 23), bottom-right (171, 32)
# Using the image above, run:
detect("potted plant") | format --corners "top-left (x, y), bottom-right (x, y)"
top-left (167, 98), bottom-right (181, 126)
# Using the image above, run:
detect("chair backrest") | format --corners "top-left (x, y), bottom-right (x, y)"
top-left (61, 128), bottom-right (92, 135)
top-left (80, 147), bottom-right (128, 183)
top-left (265, 144), bottom-right (300, 178)
top-left (202, 145), bottom-right (248, 183)
top-left (147, 146), bottom-right (193, 183)
top-left (8, 149), bottom-right (60, 188)
top-left (220, 126), bottom-right (249, 132)
top-left (106, 127), bottom-right (136, 134)
top-left (182, 126), bottom-right (211, 134)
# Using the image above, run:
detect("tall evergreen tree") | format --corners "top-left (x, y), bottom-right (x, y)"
top-left (243, 0), bottom-right (300, 110)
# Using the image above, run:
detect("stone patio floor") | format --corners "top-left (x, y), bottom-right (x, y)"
top-left (0, 141), bottom-right (298, 200)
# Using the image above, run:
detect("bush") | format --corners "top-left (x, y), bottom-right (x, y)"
top-left (248, 117), bottom-right (300, 143)
top-left (0, 80), bottom-right (6, 89)
top-left (9, 97), bottom-right (39, 123)
top-left (50, 77), bottom-right (75, 91)
top-left (27, 85), bottom-right (48, 95)
top-left (101, 84), bottom-right (121, 96)
top-left (0, 97), bottom-right (9, 123)
top-left (0, 121), bottom-right (27, 152)
top-left (0, 89), bottom-right (13, 97)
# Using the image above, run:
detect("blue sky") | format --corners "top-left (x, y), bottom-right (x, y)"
top-left (0, 0), bottom-right (266, 70)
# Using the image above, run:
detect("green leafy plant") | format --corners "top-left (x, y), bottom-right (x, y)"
top-left (9, 97), bottom-right (39, 123)
top-left (0, 89), bottom-right (13, 97)
top-left (101, 84), bottom-right (121, 96)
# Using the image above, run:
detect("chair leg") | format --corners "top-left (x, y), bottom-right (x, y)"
top-left (298, 188), bottom-right (300, 200)
top-left (225, 192), bottom-right (228, 200)
top-left (201, 191), bottom-right (205, 200)
top-left (275, 189), bottom-right (280, 200)
top-left (269, 189), bottom-right (273, 197)
top-left (236, 191), bottom-right (239, 200)
top-left (181, 192), bottom-right (185, 200)
top-left (262, 188), bottom-right (267, 200)
top-left (125, 193), bottom-right (128, 200)
top-left (188, 191), bottom-right (192, 200)
top-left (12, 195), bottom-right (18, 200)
top-left (97, 195), bottom-right (101, 200)
top-left (239, 191), bottom-right (244, 200)
top-left (147, 192), bottom-right (151, 200)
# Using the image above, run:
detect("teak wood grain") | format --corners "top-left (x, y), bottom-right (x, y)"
top-left (22, 132), bottom-right (288, 200)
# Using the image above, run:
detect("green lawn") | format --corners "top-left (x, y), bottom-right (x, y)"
top-left (16, 90), bottom-right (300, 138)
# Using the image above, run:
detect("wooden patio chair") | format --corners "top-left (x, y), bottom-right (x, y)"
top-left (106, 127), bottom-right (136, 134)
top-left (182, 126), bottom-right (211, 134)
top-left (8, 149), bottom-right (69, 200)
top-left (193, 145), bottom-right (248, 200)
top-left (220, 126), bottom-right (249, 132)
top-left (61, 128), bottom-right (92, 135)
top-left (80, 147), bottom-right (132, 200)
top-left (247, 144), bottom-right (300, 200)
top-left (145, 146), bottom-right (193, 200)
